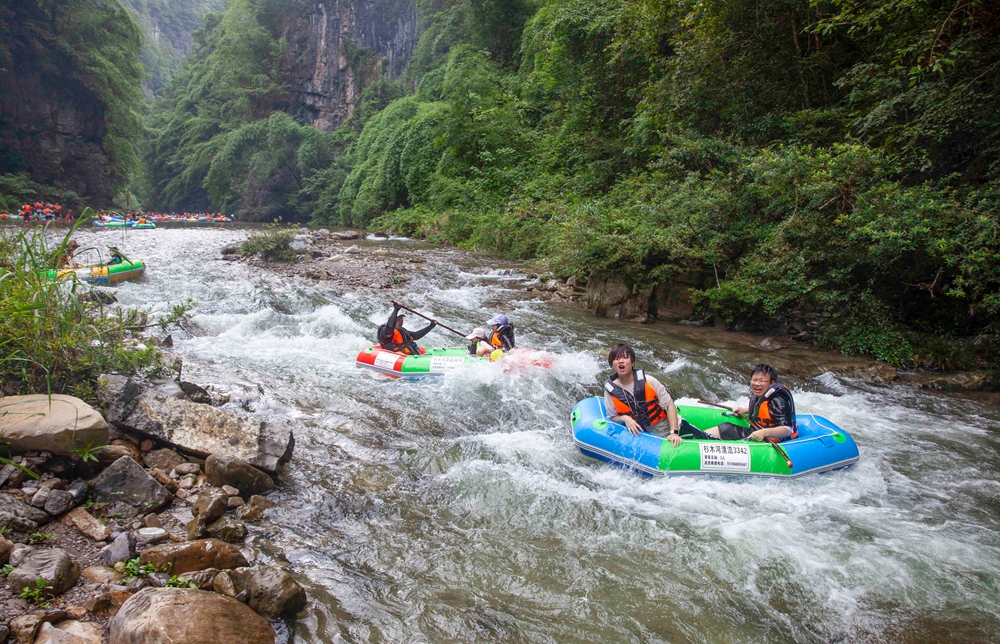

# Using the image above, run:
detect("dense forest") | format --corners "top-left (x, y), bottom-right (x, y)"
top-left (3, 0), bottom-right (999, 367)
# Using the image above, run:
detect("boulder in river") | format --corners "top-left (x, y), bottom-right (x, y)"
top-left (0, 394), bottom-right (109, 456)
top-left (99, 375), bottom-right (293, 473)
top-left (89, 456), bottom-right (172, 519)
top-left (139, 539), bottom-right (248, 575)
top-left (7, 547), bottom-right (80, 596)
top-left (205, 455), bottom-right (275, 496)
top-left (228, 565), bottom-right (307, 619)
top-left (109, 587), bottom-right (275, 644)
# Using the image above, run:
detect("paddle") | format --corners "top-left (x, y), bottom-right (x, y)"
top-left (696, 399), bottom-right (794, 469)
top-left (390, 301), bottom-right (468, 339)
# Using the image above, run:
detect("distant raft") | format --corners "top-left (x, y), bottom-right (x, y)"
top-left (571, 396), bottom-right (859, 478)
top-left (356, 346), bottom-right (553, 378)
top-left (44, 259), bottom-right (146, 285)
top-left (356, 347), bottom-right (484, 378)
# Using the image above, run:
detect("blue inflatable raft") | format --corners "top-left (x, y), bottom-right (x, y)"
top-left (571, 397), bottom-right (859, 478)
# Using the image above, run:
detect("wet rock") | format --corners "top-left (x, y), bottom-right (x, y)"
top-left (102, 532), bottom-right (136, 566)
top-left (177, 567), bottom-right (221, 590)
top-left (0, 624), bottom-right (7, 644)
top-left (94, 444), bottom-right (135, 464)
top-left (110, 439), bottom-right (143, 463)
top-left (227, 497), bottom-right (245, 510)
top-left (34, 620), bottom-right (103, 644)
top-left (84, 586), bottom-right (133, 618)
top-left (10, 612), bottom-right (44, 644)
top-left (330, 230), bottom-right (360, 240)
top-left (60, 508), bottom-right (110, 541)
top-left (43, 489), bottom-right (76, 516)
top-left (205, 455), bottom-right (275, 497)
top-left (149, 468), bottom-right (178, 494)
top-left (139, 539), bottom-right (248, 575)
top-left (108, 587), bottom-right (275, 644)
top-left (173, 462), bottom-right (200, 476)
top-left (136, 527), bottom-right (168, 546)
top-left (0, 491), bottom-right (52, 527)
top-left (66, 480), bottom-right (88, 503)
top-left (0, 535), bottom-right (13, 564)
top-left (228, 565), bottom-right (307, 619)
top-left (89, 456), bottom-right (172, 518)
top-left (143, 449), bottom-right (187, 473)
top-left (7, 548), bottom-right (80, 596)
top-left (205, 517), bottom-right (247, 544)
top-left (236, 495), bottom-right (275, 522)
top-left (0, 394), bottom-right (109, 456)
top-left (30, 487), bottom-right (51, 508)
top-left (9, 543), bottom-right (32, 566)
top-left (140, 439), bottom-right (154, 452)
top-left (193, 488), bottom-right (229, 524)
top-left (99, 376), bottom-right (294, 473)
top-left (81, 565), bottom-right (125, 584)
top-left (212, 570), bottom-right (237, 597)
top-left (220, 485), bottom-right (239, 497)
top-left (179, 381), bottom-right (212, 404)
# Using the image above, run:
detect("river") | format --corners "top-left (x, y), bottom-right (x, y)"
top-left (78, 225), bottom-right (1000, 643)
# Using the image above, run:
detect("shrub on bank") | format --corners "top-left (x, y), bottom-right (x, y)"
top-left (237, 224), bottom-right (295, 262)
top-left (0, 221), bottom-right (166, 400)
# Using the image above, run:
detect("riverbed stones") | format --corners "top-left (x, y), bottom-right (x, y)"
top-left (0, 535), bottom-right (13, 564)
top-left (108, 587), bottom-right (275, 644)
top-left (0, 491), bottom-right (51, 529)
top-left (34, 620), bottom-right (103, 644)
top-left (89, 456), bottom-right (172, 518)
top-left (60, 508), bottom-right (110, 541)
top-left (205, 455), bottom-right (275, 496)
top-left (0, 394), bottom-right (109, 456)
top-left (43, 489), bottom-right (76, 516)
top-left (236, 495), bottom-right (275, 522)
top-left (99, 376), bottom-right (293, 473)
top-left (227, 565), bottom-right (307, 619)
top-left (177, 567), bottom-right (221, 589)
top-left (136, 527), bottom-right (168, 545)
top-left (143, 448), bottom-right (186, 472)
top-left (139, 539), bottom-right (248, 575)
top-left (7, 548), bottom-right (80, 596)
top-left (30, 487), bottom-right (51, 508)
top-left (81, 565), bottom-right (125, 584)
top-left (102, 532), bottom-right (136, 566)
top-left (205, 516), bottom-right (247, 544)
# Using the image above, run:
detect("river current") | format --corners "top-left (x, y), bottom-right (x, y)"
top-left (78, 226), bottom-right (1000, 643)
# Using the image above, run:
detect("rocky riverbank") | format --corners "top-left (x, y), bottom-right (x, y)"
top-left (0, 378), bottom-right (301, 644)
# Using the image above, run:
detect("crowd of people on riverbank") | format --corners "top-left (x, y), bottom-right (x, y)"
top-left (0, 201), bottom-right (73, 221)
top-left (111, 210), bottom-right (235, 223)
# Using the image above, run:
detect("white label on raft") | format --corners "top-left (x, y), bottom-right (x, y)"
top-left (700, 443), bottom-right (751, 471)
top-left (374, 352), bottom-right (400, 370)
top-left (429, 356), bottom-right (465, 371)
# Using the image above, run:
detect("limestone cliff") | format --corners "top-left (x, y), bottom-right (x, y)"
top-left (282, 0), bottom-right (418, 131)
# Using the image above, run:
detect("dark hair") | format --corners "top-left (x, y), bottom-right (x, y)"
top-left (751, 364), bottom-right (778, 381)
top-left (607, 344), bottom-right (636, 367)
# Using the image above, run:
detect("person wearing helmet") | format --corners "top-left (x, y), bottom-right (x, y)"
top-left (465, 327), bottom-right (493, 357)
top-left (486, 314), bottom-right (515, 352)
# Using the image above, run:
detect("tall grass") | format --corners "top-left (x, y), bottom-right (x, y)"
top-left (0, 214), bottom-right (164, 401)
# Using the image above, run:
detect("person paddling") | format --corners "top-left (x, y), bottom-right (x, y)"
top-left (377, 301), bottom-right (437, 355)
top-left (603, 344), bottom-right (683, 447)
top-left (703, 364), bottom-right (797, 441)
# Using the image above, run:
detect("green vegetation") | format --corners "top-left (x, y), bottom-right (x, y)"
top-left (18, 577), bottom-right (53, 605)
top-left (238, 223), bottom-right (296, 262)
top-left (27, 532), bottom-right (55, 545)
top-left (117, 557), bottom-right (164, 580)
top-left (0, 0), bottom-right (146, 200)
top-left (166, 574), bottom-right (199, 589)
top-left (0, 220), bottom-right (181, 401)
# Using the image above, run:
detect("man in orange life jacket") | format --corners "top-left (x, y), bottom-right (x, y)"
top-left (377, 302), bottom-right (437, 355)
top-left (704, 364), bottom-right (797, 441)
top-left (603, 344), bottom-right (683, 447)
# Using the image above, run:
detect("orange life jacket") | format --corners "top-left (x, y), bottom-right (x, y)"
top-left (377, 326), bottom-right (420, 355)
top-left (749, 382), bottom-right (798, 438)
top-left (489, 324), bottom-right (515, 351)
top-left (604, 369), bottom-right (667, 430)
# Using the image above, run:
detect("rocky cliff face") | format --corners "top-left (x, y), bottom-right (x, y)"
top-left (0, 64), bottom-right (113, 204)
top-left (282, 0), bottom-right (418, 131)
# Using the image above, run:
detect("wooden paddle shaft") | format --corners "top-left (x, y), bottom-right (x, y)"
top-left (391, 301), bottom-right (467, 338)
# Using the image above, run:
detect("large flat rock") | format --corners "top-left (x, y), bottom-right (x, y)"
top-left (0, 394), bottom-right (109, 456)
top-left (89, 456), bottom-right (172, 519)
top-left (99, 376), bottom-right (293, 473)
top-left (109, 587), bottom-right (275, 644)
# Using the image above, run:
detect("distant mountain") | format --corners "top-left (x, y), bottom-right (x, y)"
top-left (122, 0), bottom-right (224, 96)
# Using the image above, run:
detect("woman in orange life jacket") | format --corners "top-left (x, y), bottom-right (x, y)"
top-left (603, 344), bottom-right (684, 447)
top-left (376, 302), bottom-right (437, 355)
top-left (704, 364), bottom-right (797, 441)
top-left (485, 314), bottom-right (515, 352)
